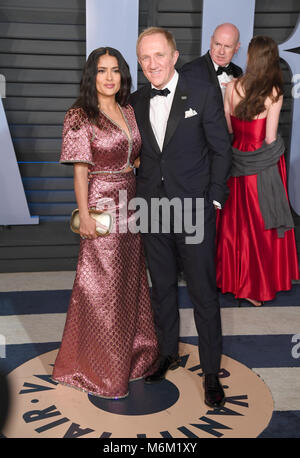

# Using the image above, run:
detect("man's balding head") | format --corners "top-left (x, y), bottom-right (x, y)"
top-left (210, 23), bottom-right (240, 67)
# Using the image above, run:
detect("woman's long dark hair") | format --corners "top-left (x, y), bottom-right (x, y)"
top-left (72, 47), bottom-right (132, 124)
top-left (234, 36), bottom-right (283, 121)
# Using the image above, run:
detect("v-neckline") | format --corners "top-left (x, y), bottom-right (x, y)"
top-left (99, 104), bottom-right (132, 142)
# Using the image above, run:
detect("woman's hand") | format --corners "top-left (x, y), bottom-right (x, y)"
top-left (134, 156), bottom-right (140, 168)
top-left (79, 214), bottom-right (97, 239)
top-left (73, 163), bottom-right (97, 239)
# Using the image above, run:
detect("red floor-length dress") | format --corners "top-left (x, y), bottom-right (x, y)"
top-left (216, 115), bottom-right (299, 301)
top-left (52, 105), bottom-right (158, 398)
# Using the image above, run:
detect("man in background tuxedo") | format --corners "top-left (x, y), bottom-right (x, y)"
top-left (131, 27), bottom-right (232, 408)
top-left (181, 23), bottom-right (242, 101)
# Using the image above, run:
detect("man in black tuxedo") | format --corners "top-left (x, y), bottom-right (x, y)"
top-left (131, 27), bottom-right (232, 408)
top-left (181, 23), bottom-right (242, 103)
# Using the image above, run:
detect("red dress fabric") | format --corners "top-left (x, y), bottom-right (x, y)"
top-left (216, 115), bottom-right (299, 301)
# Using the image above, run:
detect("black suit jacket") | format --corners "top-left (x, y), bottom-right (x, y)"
top-left (130, 73), bottom-right (232, 208)
top-left (181, 51), bottom-right (243, 103)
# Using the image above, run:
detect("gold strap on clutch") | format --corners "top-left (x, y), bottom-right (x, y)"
top-left (70, 208), bottom-right (113, 236)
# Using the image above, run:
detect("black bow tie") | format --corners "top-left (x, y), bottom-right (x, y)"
top-left (150, 87), bottom-right (170, 98)
top-left (216, 63), bottom-right (234, 76)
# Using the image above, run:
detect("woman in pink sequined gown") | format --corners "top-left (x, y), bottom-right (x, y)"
top-left (216, 36), bottom-right (299, 306)
top-left (52, 47), bottom-right (158, 398)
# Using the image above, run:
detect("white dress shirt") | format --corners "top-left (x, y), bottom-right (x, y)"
top-left (149, 69), bottom-right (221, 209)
top-left (210, 55), bottom-right (234, 100)
top-left (149, 70), bottom-right (179, 151)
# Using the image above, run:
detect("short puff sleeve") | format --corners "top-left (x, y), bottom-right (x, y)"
top-left (60, 108), bottom-right (95, 165)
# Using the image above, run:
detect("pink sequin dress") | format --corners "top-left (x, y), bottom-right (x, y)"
top-left (52, 105), bottom-right (158, 399)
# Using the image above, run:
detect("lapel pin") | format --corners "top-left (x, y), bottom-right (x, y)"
top-left (181, 95), bottom-right (187, 100)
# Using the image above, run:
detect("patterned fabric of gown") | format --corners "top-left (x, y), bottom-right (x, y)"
top-left (52, 105), bottom-right (158, 398)
top-left (216, 115), bottom-right (299, 301)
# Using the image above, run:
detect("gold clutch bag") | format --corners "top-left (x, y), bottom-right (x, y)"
top-left (70, 208), bottom-right (113, 236)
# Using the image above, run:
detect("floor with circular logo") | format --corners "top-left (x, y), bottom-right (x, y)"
top-left (3, 343), bottom-right (274, 438)
top-left (1, 273), bottom-right (300, 438)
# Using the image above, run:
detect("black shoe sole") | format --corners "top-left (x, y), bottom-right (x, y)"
top-left (204, 397), bottom-right (226, 409)
top-left (169, 360), bottom-right (180, 370)
top-left (144, 360), bottom-right (180, 384)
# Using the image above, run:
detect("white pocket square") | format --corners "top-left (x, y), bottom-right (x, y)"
top-left (185, 108), bottom-right (198, 118)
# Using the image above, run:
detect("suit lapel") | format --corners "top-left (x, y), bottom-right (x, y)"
top-left (232, 62), bottom-right (243, 78)
top-left (163, 75), bottom-right (188, 150)
top-left (204, 52), bottom-right (223, 99)
top-left (135, 85), bottom-right (161, 155)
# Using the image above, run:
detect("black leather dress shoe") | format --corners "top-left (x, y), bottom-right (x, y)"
top-left (145, 355), bottom-right (180, 384)
top-left (204, 374), bottom-right (225, 409)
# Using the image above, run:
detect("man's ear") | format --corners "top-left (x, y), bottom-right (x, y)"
top-left (173, 50), bottom-right (180, 65)
top-left (235, 42), bottom-right (241, 54)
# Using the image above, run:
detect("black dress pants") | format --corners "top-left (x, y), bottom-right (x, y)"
top-left (142, 188), bottom-right (222, 375)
